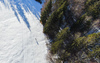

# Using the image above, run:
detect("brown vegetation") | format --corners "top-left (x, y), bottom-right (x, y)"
top-left (68, 0), bottom-right (86, 18)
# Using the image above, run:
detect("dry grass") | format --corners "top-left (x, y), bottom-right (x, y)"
top-left (92, 19), bottom-right (100, 29)
top-left (68, 0), bottom-right (86, 18)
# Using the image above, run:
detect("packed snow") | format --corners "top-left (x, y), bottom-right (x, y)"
top-left (0, 0), bottom-right (48, 63)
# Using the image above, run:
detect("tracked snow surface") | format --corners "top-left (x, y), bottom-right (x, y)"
top-left (0, 0), bottom-right (48, 63)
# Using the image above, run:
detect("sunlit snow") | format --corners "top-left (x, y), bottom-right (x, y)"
top-left (0, 0), bottom-right (48, 63)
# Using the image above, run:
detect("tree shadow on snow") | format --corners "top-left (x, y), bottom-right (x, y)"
top-left (0, 0), bottom-right (42, 31)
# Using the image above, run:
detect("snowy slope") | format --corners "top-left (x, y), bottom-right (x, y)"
top-left (0, 0), bottom-right (48, 63)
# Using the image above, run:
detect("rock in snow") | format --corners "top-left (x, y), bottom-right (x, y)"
top-left (0, 0), bottom-right (48, 63)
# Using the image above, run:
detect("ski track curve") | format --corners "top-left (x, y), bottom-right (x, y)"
top-left (0, 0), bottom-right (48, 63)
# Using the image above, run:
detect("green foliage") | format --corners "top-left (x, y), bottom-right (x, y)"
top-left (43, 11), bottom-right (59, 37)
top-left (72, 32), bottom-right (100, 57)
top-left (86, 0), bottom-right (100, 19)
top-left (50, 24), bottom-right (100, 62)
top-left (56, 1), bottom-right (68, 14)
top-left (71, 13), bottom-right (92, 32)
top-left (71, 0), bottom-right (100, 34)
top-left (42, 0), bottom-right (100, 62)
top-left (51, 27), bottom-right (70, 54)
top-left (87, 32), bottom-right (100, 45)
top-left (51, 40), bottom-right (63, 54)
top-left (40, 0), bottom-right (52, 25)
top-left (54, 0), bottom-right (68, 9)
top-left (72, 36), bottom-right (86, 52)
top-left (45, 0), bottom-right (52, 17)
top-left (43, 1), bottom-right (68, 38)
top-left (75, 14), bottom-right (86, 26)
top-left (56, 27), bottom-right (70, 41)
top-left (71, 0), bottom-right (100, 32)
top-left (88, 1), bottom-right (100, 18)
top-left (40, 11), bottom-right (47, 25)
top-left (85, 0), bottom-right (99, 7)
top-left (71, 14), bottom-right (87, 32)
top-left (88, 47), bottom-right (100, 58)
top-left (60, 51), bottom-right (71, 61)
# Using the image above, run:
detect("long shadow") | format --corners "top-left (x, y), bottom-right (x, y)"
top-left (0, 0), bottom-right (42, 30)
top-left (10, 3), bottom-right (20, 22)
top-left (22, 0), bottom-right (40, 20)
top-left (10, 1), bottom-right (31, 30)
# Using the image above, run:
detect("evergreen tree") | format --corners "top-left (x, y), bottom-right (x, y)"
top-left (41, 0), bottom-right (100, 62)
top-left (51, 27), bottom-right (70, 54)
top-left (40, 0), bottom-right (52, 25)
top-left (43, 1), bottom-right (68, 38)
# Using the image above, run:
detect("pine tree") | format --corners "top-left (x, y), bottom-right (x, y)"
top-left (40, 0), bottom-right (52, 25)
top-left (43, 1), bottom-right (68, 38)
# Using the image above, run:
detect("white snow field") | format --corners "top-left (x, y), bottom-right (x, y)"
top-left (0, 0), bottom-right (48, 63)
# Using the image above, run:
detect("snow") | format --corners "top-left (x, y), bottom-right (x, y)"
top-left (0, 0), bottom-right (48, 63)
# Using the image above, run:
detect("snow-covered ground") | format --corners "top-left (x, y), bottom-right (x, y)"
top-left (0, 0), bottom-right (48, 63)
